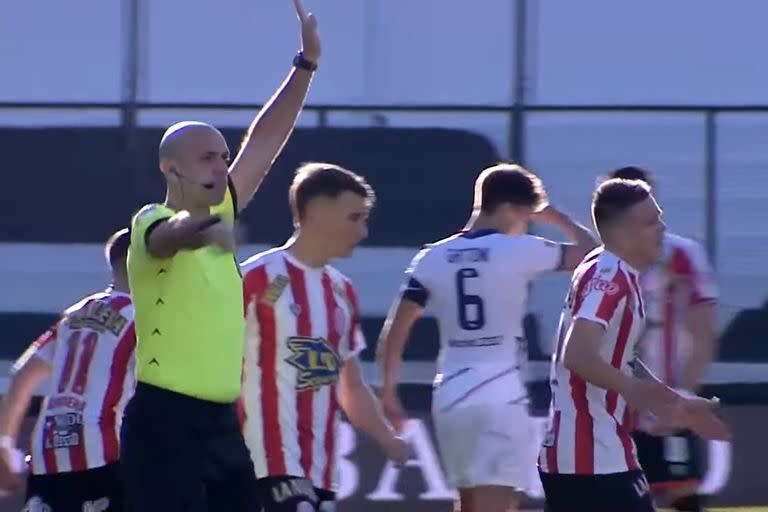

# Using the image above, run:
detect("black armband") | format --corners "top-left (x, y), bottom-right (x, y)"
top-left (402, 277), bottom-right (429, 307)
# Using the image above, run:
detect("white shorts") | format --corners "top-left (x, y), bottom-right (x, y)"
top-left (433, 402), bottom-right (538, 490)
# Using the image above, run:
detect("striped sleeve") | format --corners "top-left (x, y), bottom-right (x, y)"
top-left (669, 241), bottom-right (718, 305)
top-left (572, 265), bottom-right (629, 328)
top-left (343, 281), bottom-right (366, 359)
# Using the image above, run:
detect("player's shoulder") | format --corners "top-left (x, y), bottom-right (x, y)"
top-left (509, 234), bottom-right (558, 250)
top-left (240, 246), bottom-right (286, 274)
top-left (421, 232), bottom-right (463, 249)
top-left (131, 203), bottom-right (173, 226)
top-left (106, 290), bottom-right (134, 315)
top-left (62, 292), bottom-right (106, 318)
top-left (324, 264), bottom-right (352, 286)
top-left (664, 232), bottom-right (706, 256)
top-left (575, 249), bottom-right (630, 288)
top-left (414, 231), bottom-right (480, 258)
top-left (60, 291), bottom-right (106, 328)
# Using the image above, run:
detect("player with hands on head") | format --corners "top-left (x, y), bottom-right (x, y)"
top-left (377, 163), bottom-right (596, 512)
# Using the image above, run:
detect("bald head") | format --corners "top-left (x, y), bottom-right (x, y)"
top-left (159, 121), bottom-right (223, 162)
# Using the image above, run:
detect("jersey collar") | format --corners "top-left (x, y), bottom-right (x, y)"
top-left (459, 228), bottom-right (500, 239)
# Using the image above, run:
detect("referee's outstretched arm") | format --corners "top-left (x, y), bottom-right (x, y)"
top-left (228, 0), bottom-right (322, 210)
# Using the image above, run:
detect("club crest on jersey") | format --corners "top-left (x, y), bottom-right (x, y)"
top-left (285, 336), bottom-right (341, 391)
top-left (261, 275), bottom-right (289, 306)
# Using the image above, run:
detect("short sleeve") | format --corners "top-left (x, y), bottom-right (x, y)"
top-left (342, 280), bottom-right (366, 360)
top-left (400, 247), bottom-right (431, 307)
top-left (572, 266), bottom-right (629, 328)
top-left (130, 203), bottom-right (174, 256)
top-left (522, 236), bottom-right (566, 274)
top-left (211, 177), bottom-right (237, 222)
top-left (669, 241), bottom-right (718, 305)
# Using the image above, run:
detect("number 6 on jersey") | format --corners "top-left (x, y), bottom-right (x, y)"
top-left (455, 267), bottom-right (485, 330)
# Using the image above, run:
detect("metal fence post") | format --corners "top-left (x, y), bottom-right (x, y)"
top-left (704, 110), bottom-right (718, 267)
top-left (121, 0), bottom-right (141, 175)
top-left (510, 0), bottom-right (529, 164)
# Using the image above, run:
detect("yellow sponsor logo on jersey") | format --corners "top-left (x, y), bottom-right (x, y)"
top-left (285, 336), bottom-right (342, 391)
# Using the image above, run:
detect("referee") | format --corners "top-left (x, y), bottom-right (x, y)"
top-left (121, 2), bottom-right (321, 510)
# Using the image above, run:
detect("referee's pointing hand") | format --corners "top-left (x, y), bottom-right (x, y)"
top-left (293, 0), bottom-right (321, 62)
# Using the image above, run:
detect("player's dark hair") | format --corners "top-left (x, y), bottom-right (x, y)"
top-left (289, 162), bottom-right (376, 221)
top-left (591, 178), bottom-right (651, 237)
top-left (603, 166), bottom-right (654, 188)
top-left (105, 228), bottom-right (131, 269)
top-left (475, 163), bottom-right (547, 214)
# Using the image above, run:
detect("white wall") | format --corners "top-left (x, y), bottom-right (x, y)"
top-left (2, 0), bottom-right (768, 106)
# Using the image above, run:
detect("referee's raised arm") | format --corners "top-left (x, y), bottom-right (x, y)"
top-left (121, 2), bottom-right (322, 511)
top-left (228, 0), bottom-right (322, 210)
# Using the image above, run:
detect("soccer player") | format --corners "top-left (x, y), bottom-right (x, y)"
top-left (121, 1), bottom-right (321, 510)
top-left (537, 178), bottom-right (729, 512)
top-left (376, 163), bottom-right (597, 512)
top-left (606, 167), bottom-right (718, 512)
top-left (0, 229), bottom-right (134, 511)
top-left (240, 163), bottom-right (409, 512)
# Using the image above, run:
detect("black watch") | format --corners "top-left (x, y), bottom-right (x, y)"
top-left (293, 52), bottom-right (318, 72)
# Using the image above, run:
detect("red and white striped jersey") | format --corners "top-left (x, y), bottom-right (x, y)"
top-left (24, 290), bottom-right (136, 475)
top-left (639, 233), bottom-right (717, 387)
top-left (539, 249), bottom-right (646, 475)
top-left (240, 248), bottom-right (366, 492)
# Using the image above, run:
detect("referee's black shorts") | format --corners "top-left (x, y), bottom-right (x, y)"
top-left (120, 382), bottom-right (260, 512)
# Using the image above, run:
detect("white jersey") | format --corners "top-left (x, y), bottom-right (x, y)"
top-left (639, 233), bottom-right (718, 387)
top-left (539, 249), bottom-right (645, 475)
top-left (403, 229), bottom-right (564, 411)
top-left (240, 248), bottom-right (366, 492)
top-left (25, 290), bottom-right (136, 475)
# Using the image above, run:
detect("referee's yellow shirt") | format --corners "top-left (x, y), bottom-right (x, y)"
top-left (127, 180), bottom-right (243, 403)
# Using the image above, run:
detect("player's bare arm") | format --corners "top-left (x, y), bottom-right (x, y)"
top-left (338, 358), bottom-right (409, 466)
top-left (376, 297), bottom-right (425, 432)
top-left (563, 318), bottom-right (681, 419)
top-left (0, 354), bottom-right (51, 490)
top-left (146, 211), bottom-right (234, 259)
top-left (228, 0), bottom-right (321, 208)
top-left (566, 320), bottom-right (728, 440)
top-left (532, 205), bottom-right (597, 270)
top-left (682, 301), bottom-right (717, 393)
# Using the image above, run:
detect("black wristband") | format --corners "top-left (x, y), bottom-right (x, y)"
top-left (293, 52), bottom-right (318, 72)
